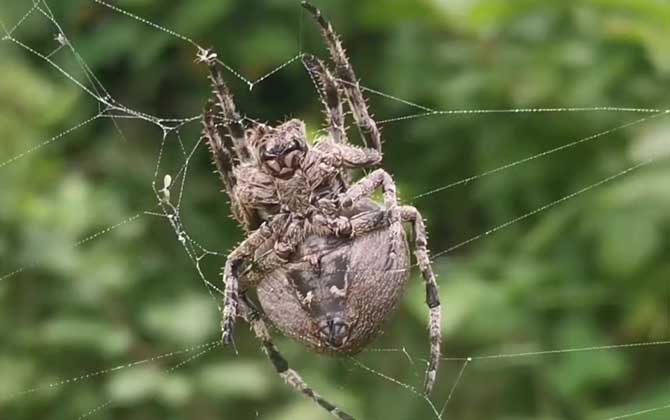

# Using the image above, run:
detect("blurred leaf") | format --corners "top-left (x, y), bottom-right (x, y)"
top-left (141, 294), bottom-right (218, 344)
top-left (197, 360), bottom-right (273, 399)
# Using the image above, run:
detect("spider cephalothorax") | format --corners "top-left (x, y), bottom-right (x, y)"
top-left (200, 3), bottom-right (442, 419)
top-left (251, 120), bottom-right (308, 179)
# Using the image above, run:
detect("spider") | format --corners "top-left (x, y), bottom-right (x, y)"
top-left (200, 3), bottom-right (441, 418)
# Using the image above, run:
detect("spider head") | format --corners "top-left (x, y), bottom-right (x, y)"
top-left (256, 119), bottom-right (308, 179)
top-left (317, 316), bottom-right (350, 348)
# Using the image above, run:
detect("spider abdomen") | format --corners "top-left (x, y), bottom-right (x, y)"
top-left (257, 203), bottom-right (410, 354)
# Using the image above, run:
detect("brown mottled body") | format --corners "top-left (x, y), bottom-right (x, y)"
top-left (258, 201), bottom-right (410, 354)
top-left (196, 3), bottom-right (442, 418)
top-left (235, 129), bottom-right (381, 215)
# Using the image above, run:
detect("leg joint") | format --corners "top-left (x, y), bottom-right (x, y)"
top-left (267, 345), bottom-right (289, 373)
top-left (426, 283), bottom-right (440, 309)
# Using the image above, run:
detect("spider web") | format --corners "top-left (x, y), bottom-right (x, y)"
top-left (1, 1), bottom-right (669, 419)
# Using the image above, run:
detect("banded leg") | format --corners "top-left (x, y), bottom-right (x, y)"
top-left (202, 104), bottom-right (248, 228)
top-left (239, 297), bottom-right (355, 420)
top-left (328, 205), bottom-right (442, 395)
top-left (202, 103), bottom-right (235, 191)
top-left (397, 205), bottom-right (441, 395)
top-left (221, 222), bottom-right (276, 345)
top-left (206, 60), bottom-right (251, 161)
top-left (339, 169), bottom-right (397, 209)
top-left (203, 62), bottom-right (262, 232)
top-left (302, 2), bottom-right (381, 151)
top-left (337, 168), bottom-right (402, 256)
top-left (303, 54), bottom-right (346, 145)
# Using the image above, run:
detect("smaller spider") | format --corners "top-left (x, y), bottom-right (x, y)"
top-left (200, 3), bottom-right (441, 418)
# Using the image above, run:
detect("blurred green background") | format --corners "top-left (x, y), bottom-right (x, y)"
top-left (1, 1), bottom-right (669, 419)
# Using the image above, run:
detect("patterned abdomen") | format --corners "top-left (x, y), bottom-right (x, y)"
top-left (257, 206), bottom-right (410, 355)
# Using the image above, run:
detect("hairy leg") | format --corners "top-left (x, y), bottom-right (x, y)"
top-left (273, 216), bottom-right (304, 261)
top-left (202, 105), bottom-right (234, 192)
top-left (329, 204), bottom-right (442, 395)
top-left (239, 296), bottom-right (356, 420)
top-left (202, 61), bottom-right (263, 232)
top-left (206, 60), bottom-right (251, 161)
top-left (336, 168), bottom-right (402, 256)
top-left (396, 205), bottom-right (441, 394)
top-left (338, 169), bottom-right (397, 209)
top-left (302, 2), bottom-right (381, 151)
top-left (221, 222), bottom-right (276, 345)
top-left (303, 54), bottom-right (346, 145)
top-left (202, 104), bottom-right (248, 226)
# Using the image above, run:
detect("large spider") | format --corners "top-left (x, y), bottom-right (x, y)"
top-left (200, 3), bottom-right (441, 418)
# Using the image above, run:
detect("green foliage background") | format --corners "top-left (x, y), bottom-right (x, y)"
top-left (1, 1), bottom-right (669, 419)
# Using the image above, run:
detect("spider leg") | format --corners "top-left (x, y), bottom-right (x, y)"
top-left (342, 207), bottom-right (442, 395)
top-left (273, 216), bottom-right (304, 260)
top-left (337, 169), bottom-right (400, 247)
top-left (338, 168), bottom-right (397, 210)
top-left (336, 168), bottom-right (402, 257)
top-left (202, 104), bottom-right (243, 222)
top-left (396, 205), bottom-right (441, 395)
top-left (302, 2), bottom-right (381, 151)
top-left (303, 54), bottom-right (346, 145)
top-left (333, 176), bottom-right (442, 394)
top-left (203, 62), bottom-right (264, 232)
top-left (206, 60), bottom-right (251, 161)
top-left (239, 295), bottom-right (356, 420)
top-left (221, 222), bottom-right (276, 345)
top-left (223, 212), bottom-right (311, 345)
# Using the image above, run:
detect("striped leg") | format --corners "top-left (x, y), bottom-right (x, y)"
top-left (338, 169), bottom-right (397, 210)
top-left (240, 298), bottom-right (355, 420)
top-left (221, 223), bottom-right (275, 345)
top-left (203, 60), bottom-right (262, 232)
top-left (206, 59), bottom-right (251, 161)
top-left (303, 54), bottom-right (346, 145)
top-left (302, 1), bottom-right (381, 151)
top-left (327, 205), bottom-right (442, 395)
top-left (338, 169), bottom-right (403, 257)
top-left (397, 206), bottom-right (441, 395)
